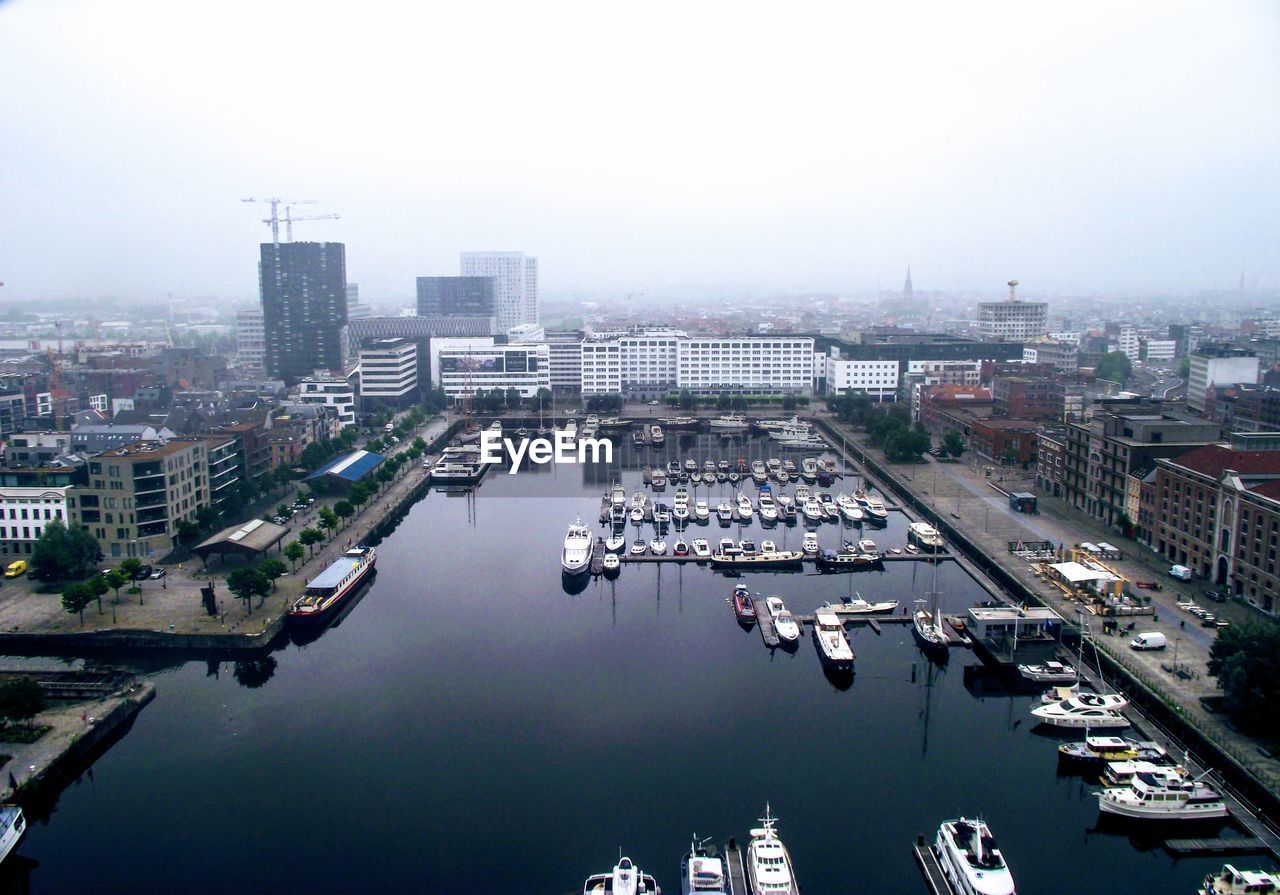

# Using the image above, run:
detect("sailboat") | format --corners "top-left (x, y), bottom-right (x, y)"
top-left (912, 554), bottom-right (949, 660)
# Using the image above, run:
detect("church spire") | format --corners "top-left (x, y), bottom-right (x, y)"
top-left (903, 265), bottom-right (913, 296)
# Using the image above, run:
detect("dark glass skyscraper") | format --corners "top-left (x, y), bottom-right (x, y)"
top-left (416, 276), bottom-right (496, 317)
top-left (260, 242), bottom-right (347, 382)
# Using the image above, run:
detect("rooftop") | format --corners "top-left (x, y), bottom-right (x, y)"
top-left (1168, 444), bottom-right (1280, 478)
top-left (96, 440), bottom-right (198, 460)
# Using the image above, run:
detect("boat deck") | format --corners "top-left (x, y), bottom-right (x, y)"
top-left (911, 841), bottom-right (953, 895)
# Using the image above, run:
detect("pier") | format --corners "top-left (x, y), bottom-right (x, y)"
top-left (1163, 837), bottom-right (1268, 855)
top-left (911, 839), bottom-right (952, 895)
top-left (722, 841), bottom-right (748, 895)
top-left (751, 596), bottom-right (780, 648)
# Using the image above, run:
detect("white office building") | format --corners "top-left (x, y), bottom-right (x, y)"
top-left (1143, 340), bottom-right (1177, 362)
top-left (824, 356), bottom-right (899, 401)
top-left (431, 338), bottom-right (550, 401)
top-left (580, 330), bottom-right (683, 398)
top-left (1187, 351), bottom-right (1260, 412)
top-left (543, 331), bottom-right (585, 393)
top-left (358, 338), bottom-right (418, 409)
top-left (978, 289), bottom-right (1048, 342)
top-left (298, 375), bottom-right (356, 429)
top-left (0, 485), bottom-right (70, 557)
top-left (1118, 327), bottom-right (1141, 362)
top-left (236, 308), bottom-right (265, 372)
top-left (460, 252), bottom-right (538, 333)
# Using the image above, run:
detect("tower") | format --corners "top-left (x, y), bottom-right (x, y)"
top-left (903, 266), bottom-right (914, 297)
top-left (260, 241), bottom-right (348, 383)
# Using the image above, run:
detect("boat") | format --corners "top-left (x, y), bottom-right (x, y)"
top-left (673, 504), bottom-right (690, 523)
top-left (718, 537), bottom-right (738, 555)
top-left (650, 424), bottom-right (665, 445)
top-left (0, 807), bottom-right (25, 867)
top-left (1036, 689), bottom-right (1129, 713)
top-left (912, 557), bottom-right (949, 658)
top-left (597, 417), bottom-right (634, 430)
top-left (765, 596), bottom-right (801, 642)
top-left (654, 503), bottom-right (672, 522)
top-left (632, 490), bottom-right (648, 508)
top-left (1057, 735), bottom-right (1168, 764)
top-left (681, 836), bottom-right (728, 895)
top-left (710, 414), bottom-right (749, 430)
top-left (766, 457), bottom-right (782, 478)
top-left (651, 469), bottom-right (667, 491)
top-left (689, 472), bottom-right (702, 485)
top-left (674, 538), bottom-right (690, 557)
top-left (716, 503), bottom-right (733, 523)
top-left (760, 539), bottom-right (776, 552)
top-left (657, 416), bottom-right (700, 428)
top-left (802, 531), bottom-right (819, 555)
top-left (1017, 661), bottom-right (1077, 684)
top-left (815, 549), bottom-right (880, 570)
top-left (907, 522), bottom-right (946, 551)
top-left (826, 595), bottom-right (898, 615)
top-left (802, 499), bottom-right (824, 523)
top-left (738, 539), bottom-right (757, 555)
top-left (692, 538), bottom-right (711, 558)
top-left (811, 608), bottom-right (854, 670)
top-left (650, 537), bottom-right (668, 555)
top-left (856, 538), bottom-right (878, 554)
top-left (289, 546), bottom-right (377, 622)
top-left (815, 465), bottom-right (834, 486)
top-left (727, 472), bottom-right (740, 483)
top-left (775, 492), bottom-right (793, 511)
top-left (632, 430), bottom-right (646, 447)
top-left (605, 533), bottom-right (626, 553)
top-left (612, 482), bottom-right (627, 506)
top-left (935, 817), bottom-right (1016, 895)
top-left (610, 504), bottom-right (627, 527)
top-left (1098, 772), bottom-right (1228, 820)
top-left (855, 492), bottom-right (889, 524)
top-left (1030, 702), bottom-right (1129, 729)
top-left (562, 517), bottom-right (594, 575)
top-left (746, 805), bottom-right (797, 895)
top-left (1203, 865), bottom-right (1280, 894)
top-left (710, 550), bottom-right (805, 570)
top-left (758, 493), bottom-right (778, 522)
top-left (685, 458), bottom-right (698, 472)
top-left (799, 458), bottom-right (818, 482)
top-left (731, 584), bottom-right (756, 624)
top-left (602, 553), bottom-right (621, 574)
top-left (703, 459), bottom-right (716, 473)
top-left (750, 460), bottom-right (767, 484)
top-left (584, 855), bottom-right (661, 895)
top-left (794, 484), bottom-right (810, 502)
top-left (694, 500), bottom-right (710, 521)
top-left (631, 506), bottom-right (645, 524)
top-left (736, 493), bottom-right (754, 520)
top-left (718, 459), bottom-right (731, 472)
top-left (1102, 759), bottom-right (1188, 787)
top-left (631, 539), bottom-right (648, 555)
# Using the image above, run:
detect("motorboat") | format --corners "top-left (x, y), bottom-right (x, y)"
top-left (745, 805), bottom-right (797, 895)
top-left (632, 430), bottom-right (646, 447)
top-left (694, 500), bottom-right (710, 521)
top-left (703, 459), bottom-right (717, 473)
top-left (692, 538), bottom-right (712, 558)
top-left (760, 540), bottom-right (776, 553)
top-left (716, 471), bottom-right (728, 483)
top-left (727, 472), bottom-right (740, 483)
top-left (561, 517), bottom-right (594, 576)
top-left (650, 424), bottom-right (665, 445)
top-left (855, 492), bottom-right (889, 524)
top-left (814, 549), bottom-right (880, 571)
top-left (1030, 702), bottom-right (1129, 729)
top-left (651, 469), bottom-right (667, 491)
top-left (718, 459), bottom-right (731, 472)
top-left (1041, 691), bottom-right (1129, 713)
top-left (673, 504), bottom-right (690, 523)
top-left (800, 458), bottom-right (818, 482)
top-left (689, 472), bottom-right (702, 485)
top-left (767, 457), bottom-right (783, 479)
top-left (775, 492), bottom-right (793, 512)
top-left (684, 458), bottom-right (698, 472)
top-left (674, 539), bottom-right (690, 557)
top-left (602, 553), bottom-right (621, 574)
top-left (584, 855), bottom-right (660, 895)
top-left (718, 537), bottom-right (739, 555)
top-left (0, 807), bottom-right (26, 867)
top-left (597, 417), bottom-right (634, 429)
top-left (812, 609), bottom-right (854, 670)
top-left (650, 537), bottom-right (668, 555)
top-left (716, 503), bottom-right (733, 523)
top-left (766, 597), bottom-right (800, 642)
top-left (802, 499), bottom-right (824, 523)
top-left (654, 506), bottom-right (671, 524)
top-left (731, 584), bottom-right (756, 624)
top-left (674, 487), bottom-right (690, 506)
top-left (908, 522), bottom-right (946, 551)
top-left (802, 531), bottom-right (819, 555)
top-left (1017, 661), bottom-right (1077, 684)
top-left (631, 539), bottom-right (648, 556)
top-left (1057, 735), bottom-right (1167, 764)
top-left (710, 414), bottom-right (749, 430)
top-left (611, 483), bottom-right (627, 507)
top-left (856, 538), bottom-right (878, 554)
top-left (657, 416), bottom-right (699, 428)
top-left (605, 534), bottom-right (626, 553)
top-left (1098, 772), bottom-right (1228, 820)
top-left (794, 484), bottom-right (811, 502)
top-left (736, 492), bottom-right (754, 520)
top-left (758, 493), bottom-right (779, 522)
top-left (783, 459), bottom-right (797, 476)
top-left (750, 460), bottom-right (767, 484)
top-left (935, 817), bottom-right (1015, 895)
top-left (610, 504), bottom-right (628, 527)
top-left (738, 539), bottom-right (757, 555)
top-left (631, 506), bottom-right (645, 525)
top-left (681, 836), bottom-right (728, 895)
top-left (1102, 758), bottom-right (1188, 787)
top-left (632, 490), bottom-right (648, 509)
top-left (711, 550), bottom-right (805, 570)
top-left (1203, 865), bottom-right (1280, 895)
top-left (826, 596), bottom-right (898, 615)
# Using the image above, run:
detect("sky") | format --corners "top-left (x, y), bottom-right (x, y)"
top-left (1, 0), bottom-right (1278, 304)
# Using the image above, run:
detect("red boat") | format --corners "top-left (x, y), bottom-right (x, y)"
top-left (731, 584), bottom-right (756, 624)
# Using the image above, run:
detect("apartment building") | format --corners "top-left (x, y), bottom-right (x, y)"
top-left (358, 338), bottom-right (418, 409)
top-left (825, 355), bottom-right (899, 401)
top-left (0, 485), bottom-right (71, 558)
top-left (1188, 347), bottom-right (1260, 412)
top-left (299, 376), bottom-right (356, 429)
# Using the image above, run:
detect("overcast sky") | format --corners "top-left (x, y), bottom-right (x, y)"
top-left (1, 0), bottom-right (1277, 304)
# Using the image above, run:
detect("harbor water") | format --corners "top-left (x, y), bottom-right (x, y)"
top-left (6, 433), bottom-right (1252, 893)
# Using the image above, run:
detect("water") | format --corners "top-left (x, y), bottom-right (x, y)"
top-left (7, 434), bottom-right (1249, 892)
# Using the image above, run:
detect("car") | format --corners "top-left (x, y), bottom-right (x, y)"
top-left (149, 568), bottom-right (167, 580)
top-left (134, 564), bottom-right (153, 581)
top-left (1201, 614), bottom-right (1218, 627)
top-left (1202, 589), bottom-right (1226, 603)
top-left (272, 516), bottom-right (288, 525)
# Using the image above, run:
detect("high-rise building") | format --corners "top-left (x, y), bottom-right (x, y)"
top-left (358, 338), bottom-right (418, 409)
top-left (460, 252), bottom-right (537, 332)
top-left (1188, 347), bottom-right (1260, 412)
top-left (978, 280), bottom-right (1047, 342)
top-left (235, 309), bottom-right (265, 372)
top-left (416, 276), bottom-right (496, 318)
top-left (260, 242), bottom-right (348, 383)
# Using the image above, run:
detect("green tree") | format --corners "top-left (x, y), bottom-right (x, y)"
top-left (505, 387), bottom-right (522, 408)
top-left (1095, 350), bottom-right (1133, 384)
top-left (1208, 624), bottom-right (1280, 737)
top-left (678, 389), bottom-right (694, 411)
top-left (30, 519), bottom-right (103, 583)
top-left (942, 430), bottom-right (966, 457)
top-left (0, 679), bottom-right (44, 729)
top-left (299, 527), bottom-right (324, 558)
top-left (176, 519), bottom-right (202, 550)
top-left (105, 568), bottom-right (128, 603)
top-left (375, 466), bottom-right (395, 490)
top-left (781, 394), bottom-right (797, 412)
top-left (226, 566), bottom-right (270, 614)
top-left (716, 392), bottom-right (732, 411)
top-left (86, 573), bottom-right (110, 614)
top-left (318, 506), bottom-right (339, 535)
top-left (731, 396), bottom-right (748, 412)
top-left (258, 558), bottom-right (288, 591)
top-left (334, 500), bottom-right (354, 528)
top-left (61, 582), bottom-right (93, 625)
top-left (120, 558), bottom-right (145, 604)
top-left (283, 540), bottom-right (305, 572)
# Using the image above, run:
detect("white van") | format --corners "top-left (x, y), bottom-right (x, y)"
top-left (1169, 564), bottom-right (1193, 581)
top-left (1130, 631), bottom-right (1167, 651)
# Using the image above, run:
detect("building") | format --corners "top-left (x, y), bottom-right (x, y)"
top-left (416, 276), bottom-right (496, 317)
top-left (0, 485), bottom-right (71, 558)
top-left (1152, 440), bottom-right (1280, 611)
top-left (298, 376), bottom-right (356, 429)
top-left (1229, 386), bottom-right (1280, 433)
top-left (460, 252), bottom-right (537, 333)
top-left (260, 241), bottom-right (348, 382)
top-left (970, 418), bottom-right (1039, 467)
top-left (977, 282), bottom-right (1047, 342)
top-left (200, 435), bottom-right (240, 511)
top-left (1023, 339), bottom-right (1079, 373)
top-left (580, 330), bottom-right (681, 398)
top-left (1118, 327), bottom-right (1141, 362)
top-left (430, 338), bottom-right (551, 402)
top-left (4, 431), bottom-right (73, 468)
top-left (917, 385), bottom-right (992, 440)
top-left (235, 309), bottom-right (266, 372)
top-left (68, 439), bottom-right (209, 560)
top-left (1063, 406), bottom-right (1220, 527)
top-left (346, 284), bottom-right (371, 320)
top-left (71, 423), bottom-right (177, 455)
top-left (358, 338), bottom-right (418, 409)
top-left (825, 353), bottom-right (899, 401)
top-left (992, 376), bottom-right (1059, 419)
top-left (1143, 340), bottom-right (1177, 363)
top-left (0, 393), bottom-right (26, 439)
top-left (1188, 347), bottom-right (1260, 412)
top-left (543, 330), bottom-right (585, 394)
top-left (303, 449), bottom-right (386, 495)
top-left (1036, 428), bottom-right (1067, 497)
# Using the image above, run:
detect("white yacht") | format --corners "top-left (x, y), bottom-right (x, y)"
top-left (584, 855), bottom-right (661, 895)
top-left (907, 522), bottom-right (946, 551)
top-left (650, 424), bottom-right (665, 445)
top-left (935, 817), bottom-right (1016, 895)
top-left (812, 609), bottom-right (854, 670)
top-left (673, 504), bottom-right (690, 523)
top-left (802, 531), bottom-right (819, 555)
top-left (746, 805), bottom-right (797, 895)
top-left (632, 491), bottom-right (648, 509)
top-left (709, 414), bottom-right (749, 430)
top-left (630, 539), bottom-right (648, 556)
top-left (766, 597), bottom-right (800, 642)
top-left (855, 491), bottom-right (889, 523)
top-left (1030, 702), bottom-right (1129, 729)
top-left (692, 538), bottom-right (712, 558)
top-left (0, 807), bottom-right (25, 867)
top-left (680, 837), bottom-right (727, 895)
top-left (561, 517), bottom-right (593, 576)
top-left (605, 533), bottom-right (626, 553)
top-left (802, 499), bottom-right (824, 523)
top-left (651, 469), bottom-right (667, 491)
top-left (650, 537), bottom-right (668, 555)
top-left (611, 483), bottom-right (627, 507)
top-left (760, 539), bottom-right (777, 552)
top-left (758, 493), bottom-right (778, 522)
top-left (602, 553), bottom-right (621, 573)
top-left (856, 538), bottom-right (878, 554)
top-left (794, 484), bottom-right (811, 503)
top-left (1040, 691), bottom-right (1129, 713)
top-left (1102, 758), bottom-right (1188, 787)
top-left (610, 504), bottom-right (628, 527)
top-left (800, 458), bottom-right (818, 482)
top-left (716, 503), bottom-right (733, 523)
top-left (1098, 772), bottom-right (1228, 820)
top-left (694, 500), bottom-right (710, 521)
top-left (775, 492), bottom-right (793, 512)
top-left (736, 492), bottom-right (755, 520)
top-left (1016, 661), bottom-right (1077, 684)
top-left (631, 506), bottom-right (645, 524)
top-left (1203, 865), bottom-right (1280, 895)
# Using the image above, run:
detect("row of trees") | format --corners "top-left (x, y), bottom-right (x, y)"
top-left (466, 387), bottom-right (553, 415)
top-left (60, 556), bottom-right (162, 623)
top-left (864, 405), bottom-right (931, 463)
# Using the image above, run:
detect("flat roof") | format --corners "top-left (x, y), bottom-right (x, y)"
top-left (968, 605), bottom-right (1063, 622)
top-left (193, 518), bottom-right (289, 557)
top-left (304, 449), bottom-right (385, 483)
top-left (308, 553), bottom-right (366, 589)
top-left (1049, 561), bottom-right (1110, 584)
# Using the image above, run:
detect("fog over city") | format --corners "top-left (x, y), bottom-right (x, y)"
top-left (1, 0), bottom-right (1278, 302)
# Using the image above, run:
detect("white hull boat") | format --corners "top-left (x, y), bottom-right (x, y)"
top-left (584, 856), bottom-right (660, 895)
top-left (1098, 772), bottom-right (1228, 820)
top-left (935, 817), bottom-right (1016, 895)
top-left (561, 517), bottom-right (594, 576)
top-left (766, 596), bottom-right (801, 642)
top-left (746, 805), bottom-right (797, 895)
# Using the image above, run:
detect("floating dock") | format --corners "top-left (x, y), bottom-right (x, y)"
top-left (751, 596), bottom-right (780, 648)
top-left (912, 840), bottom-right (952, 895)
top-left (1164, 837), bottom-right (1268, 855)
top-left (722, 841), bottom-right (748, 895)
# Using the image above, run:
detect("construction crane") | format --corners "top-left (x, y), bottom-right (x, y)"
top-left (280, 206), bottom-right (340, 242)
top-left (241, 197), bottom-right (319, 245)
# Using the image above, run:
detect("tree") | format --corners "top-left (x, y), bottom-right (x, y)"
top-left (61, 582), bottom-right (93, 625)
top-left (781, 394), bottom-right (797, 411)
top-left (30, 519), bottom-right (103, 583)
top-left (86, 573), bottom-right (110, 614)
top-left (299, 527), bottom-right (324, 558)
top-left (258, 559), bottom-right (288, 591)
top-left (0, 679), bottom-right (44, 729)
top-left (105, 569), bottom-right (128, 603)
top-left (375, 466), bottom-right (395, 490)
top-left (534, 388), bottom-right (552, 412)
top-left (716, 392), bottom-right (732, 411)
top-left (226, 566), bottom-right (270, 614)
top-left (1208, 624), bottom-right (1280, 737)
top-left (1178, 356), bottom-right (1191, 379)
top-left (318, 506), bottom-right (339, 535)
top-left (284, 540), bottom-right (305, 572)
top-left (731, 396), bottom-right (748, 412)
top-left (334, 500), bottom-right (354, 528)
top-left (505, 387), bottom-right (522, 408)
top-left (176, 519), bottom-right (202, 551)
top-left (942, 430), bottom-right (966, 458)
top-left (1095, 350), bottom-right (1133, 385)
top-left (678, 389), bottom-right (694, 411)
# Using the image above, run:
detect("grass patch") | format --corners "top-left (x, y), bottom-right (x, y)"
top-left (0, 724), bottom-right (52, 744)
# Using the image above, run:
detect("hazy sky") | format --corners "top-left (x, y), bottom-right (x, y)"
top-left (2, 0), bottom-right (1278, 303)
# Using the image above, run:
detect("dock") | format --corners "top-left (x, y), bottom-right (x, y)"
top-left (912, 840), bottom-right (952, 895)
top-left (723, 841), bottom-right (748, 895)
top-left (1164, 837), bottom-right (1268, 855)
top-left (751, 596), bottom-right (780, 647)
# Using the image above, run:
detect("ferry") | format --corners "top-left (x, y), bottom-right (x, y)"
top-left (290, 546), bottom-right (377, 623)
top-left (0, 807), bottom-right (25, 866)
